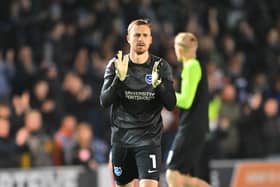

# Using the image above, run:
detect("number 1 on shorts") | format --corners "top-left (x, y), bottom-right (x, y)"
top-left (149, 154), bottom-right (156, 169)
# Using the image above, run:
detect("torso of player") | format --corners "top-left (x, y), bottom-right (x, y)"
top-left (112, 55), bottom-right (163, 129)
top-left (111, 54), bottom-right (165, 147)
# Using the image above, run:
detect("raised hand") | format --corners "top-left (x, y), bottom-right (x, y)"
top-left (152, 59), bottom-right (162, 88)
top-left (114, 50), bottom-right (129, 81)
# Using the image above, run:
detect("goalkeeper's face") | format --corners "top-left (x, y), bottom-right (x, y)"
top-left (127, 25), bottom-right (152, 55)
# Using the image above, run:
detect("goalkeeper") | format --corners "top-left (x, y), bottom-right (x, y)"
top-left (166, 32), bottom-right (210, 187)
top-left (100, 19), bottom-right (176, 187)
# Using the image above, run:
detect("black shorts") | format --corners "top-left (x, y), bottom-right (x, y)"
top-left (111, 144), bottom-right (161, 185)
top-left (166, 130), bottom-right (206, 175)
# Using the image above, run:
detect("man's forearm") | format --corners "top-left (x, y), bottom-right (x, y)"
top-left (100, 75), bottom-right (120, 107)
top-left (157, 80), bottom-right (176, 110)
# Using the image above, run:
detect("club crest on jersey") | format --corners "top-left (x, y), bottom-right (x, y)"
top-left (145, 74), bottom-right (152, 85)
top-left (114, 166), bottom-right (122, 176)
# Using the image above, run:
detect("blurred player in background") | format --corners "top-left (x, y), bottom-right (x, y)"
top-left (100, 19), bottom-right (176, 187)
top-left (166, 32), bottom-right (211, 187)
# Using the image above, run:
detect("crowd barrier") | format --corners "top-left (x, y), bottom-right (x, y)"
top-left (0, 165), bottom-right (112, 187)
top-left (210, 159), bottom-right (280, 187)
top-left (4, 159), bottom-right (279, 187)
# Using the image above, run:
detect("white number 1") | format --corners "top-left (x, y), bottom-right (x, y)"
top-left (149, 154), bottom-right (156, 169)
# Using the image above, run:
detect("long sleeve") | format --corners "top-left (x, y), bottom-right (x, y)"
top-left (176, 59), bottom-right (202, 109)
top-left (156, 60), bottom-right (176, 111)
top-left (157, 80), bottom-right (176, 110)
top-left (100, 59), bottom-right (121, 107)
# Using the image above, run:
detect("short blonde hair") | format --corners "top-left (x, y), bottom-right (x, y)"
top-left (127, 19), bottom-right (152, 34)
top-left (174, 32), bottom-right (198, 49)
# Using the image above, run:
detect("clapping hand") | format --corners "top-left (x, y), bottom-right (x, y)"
top-left (115, 50), bottom-right (129, 81)
top-left (152, 59), bottom-right (162, 88)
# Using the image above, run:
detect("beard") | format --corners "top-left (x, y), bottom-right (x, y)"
top-left (135, 50), bottom-right (145, 55)
top-left (134, 45), bottom-right (147, 55)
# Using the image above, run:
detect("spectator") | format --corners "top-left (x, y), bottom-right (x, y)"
top-left (263, 28), bottom-right (280, 77)
top-left (62, 72), bottom-right (93, 122)
top-left (53, 115), bottom-right (77, 165)
top-left (72, 122), bottom-right (98, 169)
top-left (217, 83), bottom-right (241, 157)
top-left (30, 79), bottom-right (60, 135)
top-left (0, 118), bottom-right (29, 168)
top-left (10, 92), bottom-right (31, 137)
top-left (237, 92), bottom-right (265, 158)
top-left (13, 46), bottom-right (37, 94)
top-left (23, 109), bottom-right (53, 167)
top-left (0, 49), bottom-right (15, 102)
top-left (263, 98), bottom-right (280, 156)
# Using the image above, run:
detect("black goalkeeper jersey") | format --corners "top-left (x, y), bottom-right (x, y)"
top-left (100, 54), bottom-right (176, 147)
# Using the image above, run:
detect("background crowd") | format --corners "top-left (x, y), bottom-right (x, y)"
top-left (0, 0), bottom-right (280, 182)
